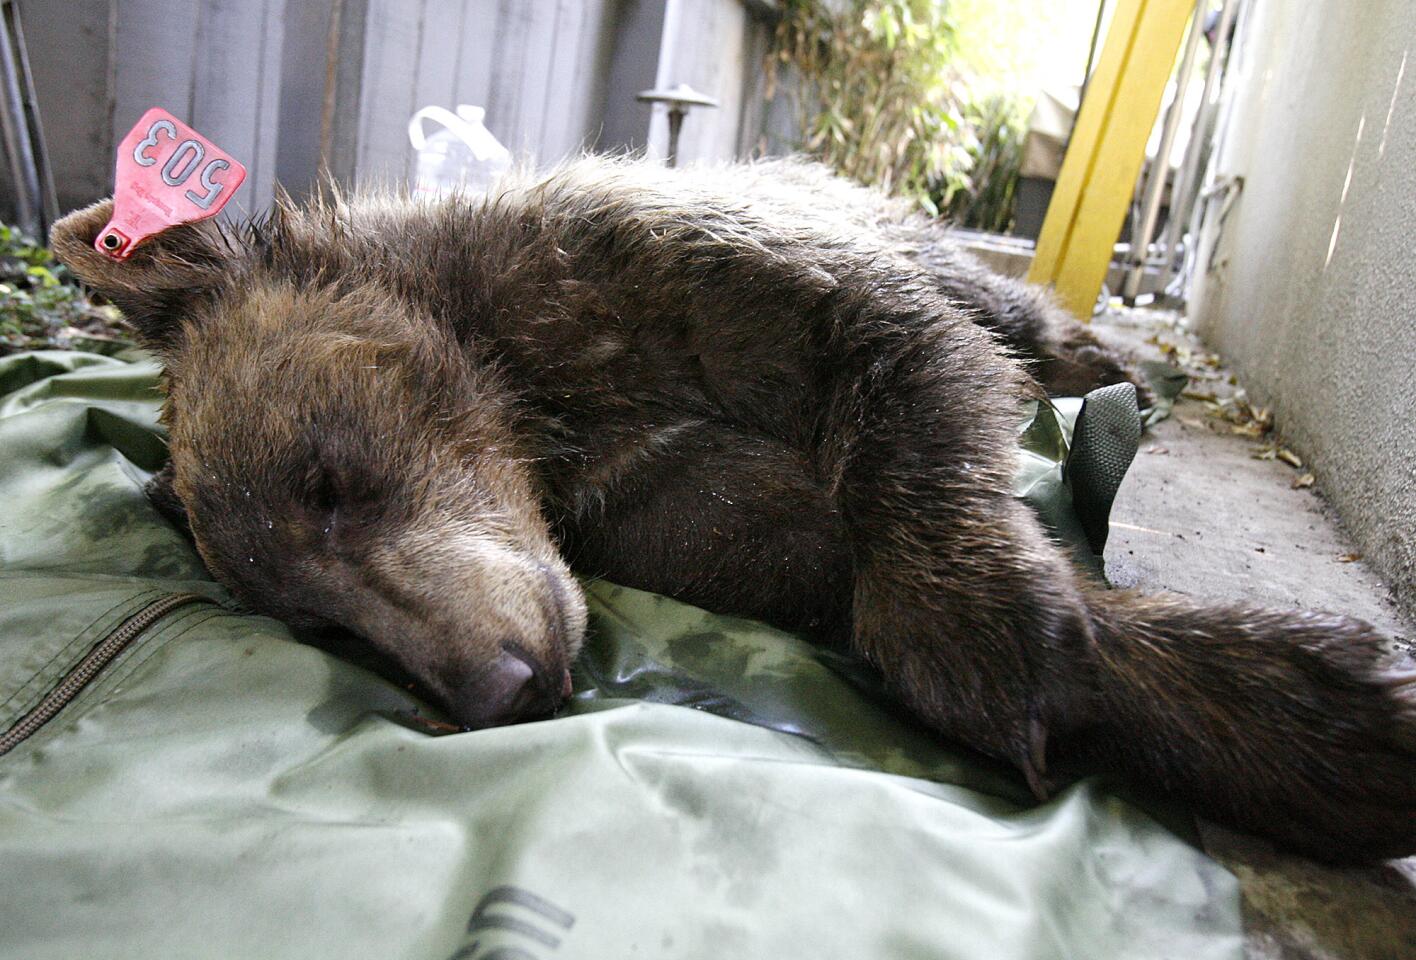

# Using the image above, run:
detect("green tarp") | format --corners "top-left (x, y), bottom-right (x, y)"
top-left (0, 351), bottom-right (1239, 959)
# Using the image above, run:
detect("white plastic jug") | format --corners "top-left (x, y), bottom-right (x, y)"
top-left (407, 104), bottom-right (512, 199)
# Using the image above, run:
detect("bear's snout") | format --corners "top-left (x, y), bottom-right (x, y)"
top-left (410, 549), bottom-right (585, 730)
top-left (449, 643), bottom-right (572, 730)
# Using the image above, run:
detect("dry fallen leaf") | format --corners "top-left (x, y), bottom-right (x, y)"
top-left (1277, 448), bottom-right (1304, 468)
top-left (1337, 553), bottom-right (1362, 563)
top-left (1203, 388), bottom-right (1273, 437)
top-left (1292, 472), bottom-right (1315, 489)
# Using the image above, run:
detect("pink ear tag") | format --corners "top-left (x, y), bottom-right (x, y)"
top-left (95, 107), bottom-right (247, 260)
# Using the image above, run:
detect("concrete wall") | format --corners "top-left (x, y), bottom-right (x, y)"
top-left (1190, 0), bottom-right (1416, 613)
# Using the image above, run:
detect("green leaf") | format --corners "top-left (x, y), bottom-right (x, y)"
top-left (26, 265), bottom-right (59, 288)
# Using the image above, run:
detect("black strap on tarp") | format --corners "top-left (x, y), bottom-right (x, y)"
top-left (1066, 382), bottom-right (1143, 556)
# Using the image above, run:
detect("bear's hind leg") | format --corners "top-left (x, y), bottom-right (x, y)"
top-left (822, 311), bottom-right (1416, 859)
top-left (821, 312), bottom-right (1105, 796)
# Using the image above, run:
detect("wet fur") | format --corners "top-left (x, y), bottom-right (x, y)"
top-left (51, 156), bottom-right (1415, 863)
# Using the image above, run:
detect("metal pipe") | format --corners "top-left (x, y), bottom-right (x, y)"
top-left (6, 1), bottom-right (55, 231)
top-left (1121, 0), bottom-right (1208, 302)
top-left (1169, 0), bottom-right (1255, 298)
top-left (666, 107), bottom-right (684, 167)
top-left (1162, 0), bottom-right (1239, 273)
top-left (647, 0), bottom-right (684, 163)
top-left (0, 0), bottom-right (39, 236)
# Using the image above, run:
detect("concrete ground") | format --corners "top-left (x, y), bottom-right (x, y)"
top-left (1091, 305), bottom-right (1416, 960)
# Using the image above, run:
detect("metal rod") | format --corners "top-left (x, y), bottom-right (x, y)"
top-left (649, 0), bottom-right (684, 162)
top-left (1168, 0), bottom-right (1249, 299)
top-left (7, 1), bottom-right (55, 232)
top-left (1162, 0), bottom-right (1239, 274)
top-left (666, 108), bottom-right (684, 167)
top-left (1121, 0), bottom-right (1208, 302)
top-left (0, 0), bottom-right (39, 236)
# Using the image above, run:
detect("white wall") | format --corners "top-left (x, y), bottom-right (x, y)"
top-left (1190, 0), bottom-right (1416, 613)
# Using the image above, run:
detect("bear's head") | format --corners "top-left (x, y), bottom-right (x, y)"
top-left (51, 199), bottom-right (586, 729)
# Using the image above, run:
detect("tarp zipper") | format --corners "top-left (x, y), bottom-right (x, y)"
top-left (0, 592), bottom-right (211, 757)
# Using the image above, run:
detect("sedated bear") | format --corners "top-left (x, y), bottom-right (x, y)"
top-left (51, 157), bottom-right (1415, 863)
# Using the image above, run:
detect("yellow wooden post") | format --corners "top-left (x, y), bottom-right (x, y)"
top-left (1027, 0), bottom-right (1197, 319)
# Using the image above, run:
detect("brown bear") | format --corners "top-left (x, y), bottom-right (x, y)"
top-left (51, 157), bottom-right (1415, 863)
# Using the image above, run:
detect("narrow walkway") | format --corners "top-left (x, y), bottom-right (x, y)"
top-left (1092, 305), bottom-right (1416, 960)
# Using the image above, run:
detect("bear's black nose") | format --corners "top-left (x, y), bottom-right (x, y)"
top-left (454, 644), bottom-right (564, 729)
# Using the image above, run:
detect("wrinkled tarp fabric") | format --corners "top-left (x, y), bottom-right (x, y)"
top-left (0, 352), bottom-right (1241, 960)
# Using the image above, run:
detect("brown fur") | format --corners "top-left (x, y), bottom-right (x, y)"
top-left (51, 157), bottom-right (1415, 862)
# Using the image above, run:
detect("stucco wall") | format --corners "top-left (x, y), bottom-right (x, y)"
top-left (1190, 0), bottom-right (1416, 614)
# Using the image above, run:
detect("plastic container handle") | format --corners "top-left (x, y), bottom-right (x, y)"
top-left (408, 105), bottom-right (477, 151)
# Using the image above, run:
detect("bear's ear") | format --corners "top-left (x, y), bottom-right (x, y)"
top-left (49, 198), bottom-right (244, 353)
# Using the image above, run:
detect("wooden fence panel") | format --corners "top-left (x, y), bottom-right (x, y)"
top-left (111, 0), bottom-right (285, 216)
top-left (453, 0), bottom-right (502, 115)
top-left (5, 0), bottom-right (781, 225)
top-left (3, 0), bottom-right (112, 216)
top-left (413, 0), bottom-right (464, 114)
top-left (189, 0), bottom-right (285, 217)
top-left (355, 0), bottom-right (426, 187)
top-left (567, 0), bottom-right (617, 155)
top-left (645, 0), bottom-right (770, 167)
top-left (540, 0), bottom-right (588, 159)
top-left (110, 0), bottom-right (200, 143)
